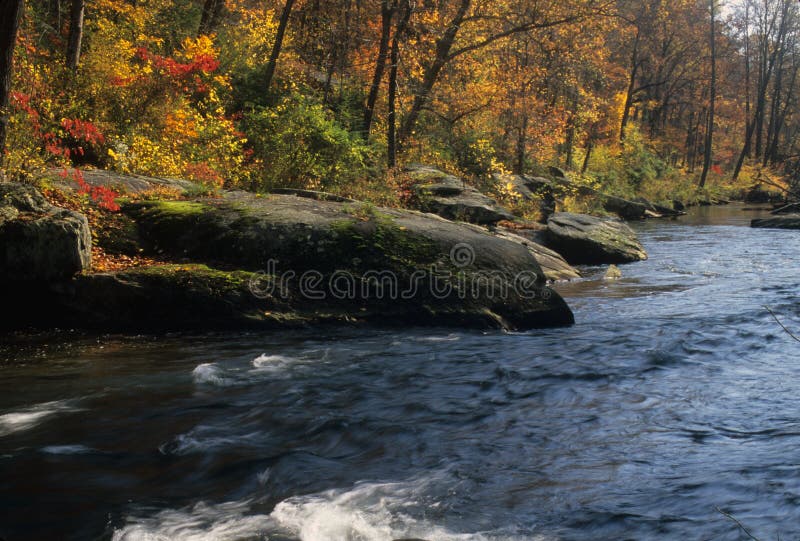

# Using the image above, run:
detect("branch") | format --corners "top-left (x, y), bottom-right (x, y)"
top-left (715, 507), bottom-right (761, 541)
top-left (765, 306), bottom-right (800, 343)
top-left (447, 7), bottom-right (609, 61)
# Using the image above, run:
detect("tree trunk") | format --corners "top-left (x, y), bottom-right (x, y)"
top-left (0, 0), bottom-right (25, 168)
top-left (363, 0), bottom-right (392, 137)
top-left (564, 91), bottom-right (578, 169)
top-left (263, 0), bottom-right (296, 93)
top-left (515, 113), bottom-right (528, 174)
top-left (581, 141), bottom-right (594, 174)
top-left (397, 0), bottom-right (471, 149)
top-left (387, 0), bottom-right (410, 168)
top-left (198, 0), bottom-right (225, 36)
top-left (744, 0), bottom-right (751, 158)
top-left (66, 0), bottom-right (84, 71)
top-left (767, 62), bottom-right (797, 163)
top-left (620, 31), bottom-right (640, 141)
top-left (699, 0), bottom-right (716, 188)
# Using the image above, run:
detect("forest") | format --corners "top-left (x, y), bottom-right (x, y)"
top-left (1, 0), bottom-right (800, 207)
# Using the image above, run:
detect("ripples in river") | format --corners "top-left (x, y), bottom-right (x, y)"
top-left (2, 205), bottom-right (800, 540)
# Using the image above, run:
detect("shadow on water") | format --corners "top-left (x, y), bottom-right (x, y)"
top-left (2, 204), bottom-right (800, 540)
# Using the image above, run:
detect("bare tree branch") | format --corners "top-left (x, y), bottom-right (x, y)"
top-left (765, 306), bottom-right (800, 343)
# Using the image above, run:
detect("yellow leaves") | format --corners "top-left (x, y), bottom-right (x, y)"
top-left (179, 35), bottom-right (218, 64)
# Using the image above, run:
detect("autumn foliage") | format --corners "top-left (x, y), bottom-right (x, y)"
top-left (2, 0), bottom-right (800, 202)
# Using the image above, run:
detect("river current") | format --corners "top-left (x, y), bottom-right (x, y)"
top-left (2, 205), bottom-right (800, 540)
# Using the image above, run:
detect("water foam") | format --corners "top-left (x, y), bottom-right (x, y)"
top-left (112, 500), bottom-right (271, 541)
top-left (0, 400), bottom-right (78, 437)
top-left (191, 363), bottom-right (233, 387)
top-left (252, 354), bottom-right (299, 371)
top-left (41, 444), bottom-right (93, 455)
top-left (271, 478), bottom-right (532, 541)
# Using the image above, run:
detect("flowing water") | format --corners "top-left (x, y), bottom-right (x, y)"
top-left (3, 205), bottom-right (800, 541)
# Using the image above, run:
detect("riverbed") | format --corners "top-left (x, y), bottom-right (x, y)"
top-left (2, 204), bottom-right (800, 540)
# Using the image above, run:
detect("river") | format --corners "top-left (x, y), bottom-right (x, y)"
top-left (2, 204), bottom-right (800, 540)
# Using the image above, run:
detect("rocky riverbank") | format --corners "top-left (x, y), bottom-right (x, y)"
top-left (1, 166), bottom-right (655, 332)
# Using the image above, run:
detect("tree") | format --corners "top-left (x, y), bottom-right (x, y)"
top-left (263, 0), bottom-right (296, 92)
top-left (396, 0), bottom-right (611, 154)
top-left (66, 0), bottom-right (85, 71)
top-left (363, 0), bottom-right (392, 137)
top-left (699, 0), bottom-right (717, 187)
top-left (387, 0), bottom-right (411, 167)
top-left (0, 0), bottom-right (25, 167)
top-left (198, 0), bottom-right (225, 36)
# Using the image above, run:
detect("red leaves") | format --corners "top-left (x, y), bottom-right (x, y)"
top-left (72, 169), bottom-right (121, 212)
top-left (135, 47), bottom-right (220, 80)
top-left (11, 92), bottom-right (106, 165)
top-left (61, 118), bottom-right (106, 146)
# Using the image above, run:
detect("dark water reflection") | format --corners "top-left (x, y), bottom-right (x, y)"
top-left (2, 205), bottom-right (800, 540)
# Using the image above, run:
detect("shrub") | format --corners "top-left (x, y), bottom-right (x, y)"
top-left (242, 94), bottom-right (374, 191)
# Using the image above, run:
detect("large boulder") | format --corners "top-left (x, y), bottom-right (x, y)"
top-left (0, 183), bottom-right (91, 281)
top-left (545, 212), bottom-right (648, 265)
top-left (47, 168), bottom-right (198, 196)
top-left (493, 227), bottom-right (581, 282)
top-left (79, 192), bottom-right (573, 331)
top-left (407, 165), bottom-right (514, 224)
top-left (751, 214), bottom-right (800, 229)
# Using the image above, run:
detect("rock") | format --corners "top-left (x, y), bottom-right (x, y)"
top-left (100, 192), bottom-right (574, 331)
top-left (602, 195), bottom-right (650, 220)
top-left (751, 214), bottom-right (800, 229)
top-left (601, 195), bottom-right (684, 221)
top-left (45, 168), bottom-right (200, 196)
top-left (269, 188), bottom-right (356, 203)
top-left (633, 196), bottom-right (685, 218)
top-left (603, 264), bottom-right (622, 280)
top-left (0, 183), bottom-right (91, 281)
top-left (407, 165), bottom-right (514, 225)
top-left (494, 227), bottom-right (581, 281)
top-left (545, 212), bottom-right (648, 265)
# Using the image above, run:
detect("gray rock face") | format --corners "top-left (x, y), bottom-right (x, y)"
top-left (545, 212), bottom-right (648, 265)
top-left (47, 168), bottom-right (199, 195)
top-left (0, 183), bottom-right (91, 281)
top-left (407, 165), bottom-right (514, 225)
top-left (751, 214), bottom-right (800, 229)
top-left (493, 227), bottom-right (581, 282)
top-left (120, 193), bottom-right (573, 330)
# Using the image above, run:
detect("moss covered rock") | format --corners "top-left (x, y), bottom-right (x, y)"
top-left (0, 183), bottom-right (91, 282)
top-left (115, 192), bottom-right (573, 330)
top-left (406, 165), bottom-right (515, 225)
top-left (545, 212), bottom-right (647, 265)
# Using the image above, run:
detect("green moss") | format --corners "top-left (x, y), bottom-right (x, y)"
top-left (327, 212), bottom-right (439, 271)
top-left (145, 200), bottom-right (209, 216)
top-left (405, 169), bottom-right (450, 183)
top-left (125, 264), bottom-right (256, 293)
